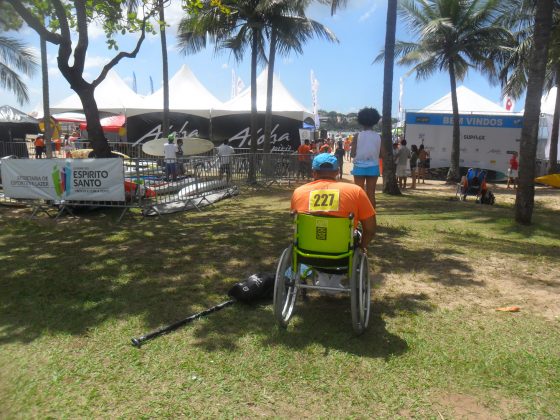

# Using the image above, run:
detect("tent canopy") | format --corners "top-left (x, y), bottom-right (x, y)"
top-left (420, 85), bottom-right (509, 114)
top-left (130, 65), bottom-right (223, 117)
top-left (51, 71), bottom-right (145, 114)
top-left (0, 105), bottom-right (38, 124)
top-left (212, 68), bottom-right (313, 121)
top-left (79, 114), bottom-right (125, 133)
top-left (541, 86), bottom-right (557, 115)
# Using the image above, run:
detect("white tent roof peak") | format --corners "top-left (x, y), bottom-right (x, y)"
top-left (214, 67), bottom-right (312, 120)
top-left (51, 70), bottom-right (145, 114)
top-left (420, 85), bottom-right (509, 114)
top-left (141, 64), bottom-right (223, 112)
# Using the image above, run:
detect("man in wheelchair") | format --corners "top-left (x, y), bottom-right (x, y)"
top-left (274, 153), bottom-right (376, 334)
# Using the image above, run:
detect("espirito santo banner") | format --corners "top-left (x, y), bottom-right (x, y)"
top-left (2, 158), bottom-right (125, 201)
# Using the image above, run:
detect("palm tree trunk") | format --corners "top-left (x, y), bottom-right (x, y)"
top-left (381, 0), bottom-right (400, 194)
top-left (548, 66), bottom-right (560, 174)
top-left (263, 29), bottom-right (277, 154)
top-left (40, 33), bottom-right (53, 158)
top-left (248, 27), bottom-right (259, 183)
top-left (159, 0), bottom-right (170, 138)
top-left (516, 0), bottom-right (553, 224)
top-left (447, 61), bottom-right (461, 182)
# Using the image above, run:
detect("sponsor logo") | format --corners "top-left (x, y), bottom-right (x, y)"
top-left (52, 162), bottom-right (72, 197)
top-left (229, 123), bottom-right (291, 151)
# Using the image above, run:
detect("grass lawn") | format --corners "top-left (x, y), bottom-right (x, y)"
top-left (0, 181), bottom-right (559, 418)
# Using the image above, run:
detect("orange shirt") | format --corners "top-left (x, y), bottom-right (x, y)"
top-left (291, 179), bottom-right (375, 228)
top-left (297, 144), bottom-right (312, 161)
top-left (34, 137), bottom-right (45, 147)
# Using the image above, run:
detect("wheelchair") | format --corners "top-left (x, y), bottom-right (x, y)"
top-left (456, 168), bottom-right (495, 204)
top-left (273, 212), bottom-right (371, 335)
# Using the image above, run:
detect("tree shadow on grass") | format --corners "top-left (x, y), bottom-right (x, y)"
top-left (372, 225), bottom-right (481, 288)
top-left (0, 194), bottom-right (294, 345)
top-left (189, 291), bottom-right (435, 359)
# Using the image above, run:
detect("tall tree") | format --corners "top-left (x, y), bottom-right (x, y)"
top-left (179, 0), bottom-right (268, 182)
top-left (0, 35), bottom-right (37, 105)
top-left (515, 0), bottom-right (554, 224)
top-left (6, 0), bottom-right (157, 157)
top-left (380, 0), bottom-right (400, 194)
top-left (395, 0), bottom-right (513, 182)
top-left (498, 1), bottom-right (560, 175)
top-left (262, 0), bottom-right (336, 153)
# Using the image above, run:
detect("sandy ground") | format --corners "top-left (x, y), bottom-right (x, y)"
top-left (337, 160), bottom-right (560, 323)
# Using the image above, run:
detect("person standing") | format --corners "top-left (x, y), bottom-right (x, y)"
top-left (418, 144), bottom-right (429, 183)
top-left (217, 138), bottom-right (235, 183)
top-left (506, 152), bottom-right (519, 189)
top-left (163, 133), bottom-right (178, 182)
top-left (297, 139), bottom-right (313, 181)
top-left (350, 107), bottom-right (384, 208)
top-left (176, 137), bottom-right (185, 175)
top-left (409, 144), bottom-right (419, 189)
top-left (334, 140), bottom-right (345, 180)
top-left (34, 135), bottom-right (45, 159)
top-left (395, 139), bottom-right (411, 189)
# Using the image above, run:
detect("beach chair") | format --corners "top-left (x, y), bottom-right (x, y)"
top-left (456, 168), bottom-right (494, 204)
top-left (273, 212), bottom-right (371, 335)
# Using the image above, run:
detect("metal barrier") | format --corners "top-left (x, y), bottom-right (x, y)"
top-left (0, 152), bottom-right (304, 220)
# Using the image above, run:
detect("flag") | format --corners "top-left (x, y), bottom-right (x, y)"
top-left (132, 72), bottom-right (137, 94)
top-left (149, 76), bottom-right (154, 95)
top-left (310, 70), bottom-right (320, 128)
top-left (504, 95), bottom-right (515, 111)
top-left (231, 69), bottom-right (236, 99)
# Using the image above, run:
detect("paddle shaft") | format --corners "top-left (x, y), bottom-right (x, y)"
top-left (131, 299), bottom-right (236, 347)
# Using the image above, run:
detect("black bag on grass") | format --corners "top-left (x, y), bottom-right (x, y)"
top-left (228, 273), bottom-right (275, 303)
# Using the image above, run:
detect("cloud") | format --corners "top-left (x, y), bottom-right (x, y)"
top-left (84, 55), bottom-right (110, 70)
top-left (282, 57), bottom-right (294, 65)
top-left (359, 3), bottom-right (378, 22)
top-left (221, 63), bottom-right (229, 69)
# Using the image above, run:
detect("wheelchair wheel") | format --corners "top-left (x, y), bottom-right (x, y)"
top-left (350, 251), bottom-right (371, 335)
top-left (273, 246), bottom-right (298, 328)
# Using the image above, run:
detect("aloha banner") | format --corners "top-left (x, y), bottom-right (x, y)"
top-left (1, 158), bottom-right (125, 201)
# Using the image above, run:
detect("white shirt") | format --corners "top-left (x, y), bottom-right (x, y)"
top-left (217, 143), bottom-right (235, 164)
top-left (353, 130), bottom-right (381, 167)
top-left (163, 142), bottom-right (178, 162)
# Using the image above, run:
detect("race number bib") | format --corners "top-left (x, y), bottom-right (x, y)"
top-left (309, 189), bottom-right (340, 212)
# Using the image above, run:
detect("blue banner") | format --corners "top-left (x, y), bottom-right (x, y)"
top-left (406, 112), bottom-right (523, 129)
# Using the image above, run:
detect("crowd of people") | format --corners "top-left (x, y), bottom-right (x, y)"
top-left (32, 129), bottom-right (81, 159)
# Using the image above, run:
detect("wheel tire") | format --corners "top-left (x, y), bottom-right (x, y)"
top-left (350, 251), bottom-right (371, 335)
top-left (273, 246), bottom-right (298, 328)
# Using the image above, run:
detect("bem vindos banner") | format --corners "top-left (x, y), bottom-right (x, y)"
top-left (2, 159), bottom-right (125, 201)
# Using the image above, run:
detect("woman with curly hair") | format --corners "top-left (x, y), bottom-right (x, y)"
top-left (350, 107), bottom-right (384, 208)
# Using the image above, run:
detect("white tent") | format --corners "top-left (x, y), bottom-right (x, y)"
top-left (51, 71), bottom-right (145, 114)
top-left (212, 68), bottom-right (313, 121)
top-left (420, 85), bottom-right (509, 114)
top-left (133, 65), bottom-right (223, 117)
top-left (540, 87), bottom-right (558, 160)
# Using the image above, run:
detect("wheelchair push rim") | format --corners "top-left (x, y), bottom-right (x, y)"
top-left (273, 246), bottom-right (298, 327)
top-left (350, 251), bottom-right (371, 335)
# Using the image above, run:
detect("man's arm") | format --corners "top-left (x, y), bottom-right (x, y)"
top-left (360, 215), bottom-right (376, 252)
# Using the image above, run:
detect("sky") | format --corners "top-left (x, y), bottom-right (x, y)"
top-left (1, 0), bottom-right (519, 117)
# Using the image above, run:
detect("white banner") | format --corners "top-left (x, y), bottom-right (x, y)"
top-left (405, 112), bottom-right (523, 174)
top-left (2, 158), bottom-right (125, 201)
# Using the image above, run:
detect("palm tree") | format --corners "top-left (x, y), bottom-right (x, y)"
top-left (498, 1), bottom-right (560, 175)
top-left (179, 0), bottom-right (269, 182)
top-left (515, 0), bottom-right (554, 224)
top-left (0, 35), bottom-right (37, 105)
top-left (395, 0), bottom-right (513, 182)
top-left (380, 0), bottom-right (400, 194)
top-left (262, 0), bottom-right (336, 153)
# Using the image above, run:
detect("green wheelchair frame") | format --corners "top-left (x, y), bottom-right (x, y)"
top-left (273, 212), bottom-right (371, 335)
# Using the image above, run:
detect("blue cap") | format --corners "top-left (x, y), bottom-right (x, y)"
top-left (312, 153), bottom-right (339, 171)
